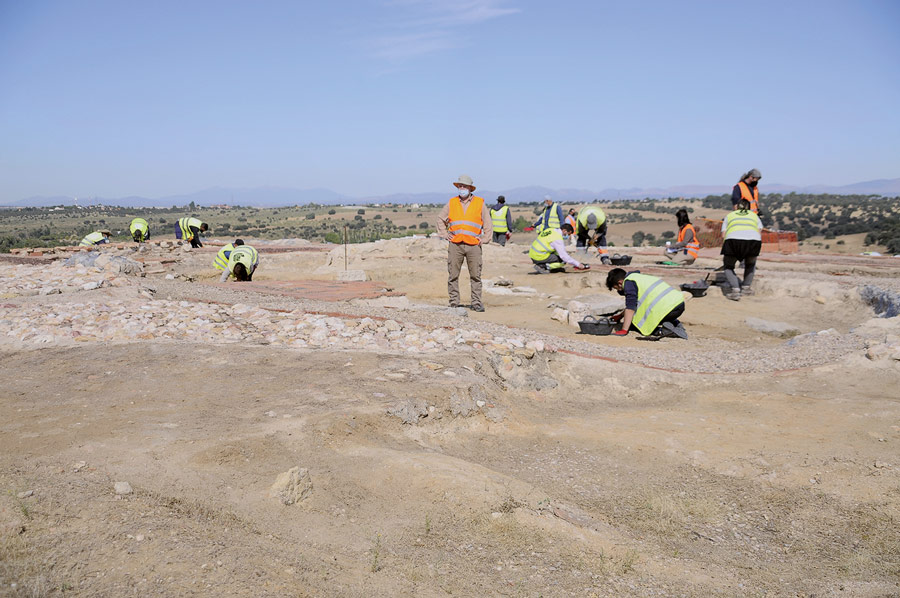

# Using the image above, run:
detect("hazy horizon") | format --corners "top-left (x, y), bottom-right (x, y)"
top-left (2, 1), bottom-right (899, 203)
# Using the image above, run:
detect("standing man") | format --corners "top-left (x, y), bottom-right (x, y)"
top-left (175, 217), bottom-right (208, 248)
top-left (129, 218), bottom-right (150, 242)
top-left (721, 198), bottom-right (763, 300)
top-left (576, 205), bottom-right (611, 264)
top-left (436, 175), bottom-right (492, 312)
top-left (490, 196), bottom-right (512, 246)
top-left (732, 169), bottom-right (762, 213)
top-left (533, 195), bottom-right (564, 233)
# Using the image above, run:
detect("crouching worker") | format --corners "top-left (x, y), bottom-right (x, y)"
top-left (605, 268), bottom-right (687, 338)
top-left (530, 223), bottom-right (590, 274)
top-left (175, 217), bottom-right (208, 248)
top-left (129, 218), bottom-right (150, 242)
top-left (219, 244), bottom-right (258, 282)
top-left (80, 229), bottom-right (111, 246)
top-left (213, 239), bottom-right (244, 271)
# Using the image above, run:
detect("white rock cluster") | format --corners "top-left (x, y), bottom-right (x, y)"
top-left (0, 261), bottom-right (134, 299)
top-left (0, 299), bottom-right (546, 356)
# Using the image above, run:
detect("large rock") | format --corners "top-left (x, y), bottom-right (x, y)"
top-left (337, 269), bottom-right (368, 282)
top-left (269, 467), bottom-right (313, 505)
top-left (566, 295), bottom-right (624, 328)
top-left (859, 285), bottom-right (900, 318)
top-left (745, 316), bottom-right (801, 338)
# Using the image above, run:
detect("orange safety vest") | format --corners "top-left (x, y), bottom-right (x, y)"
top-left (678, 223), bottom-right (700, 259)
top-left (448, 196), bottom-right (484, 245)
top-left (738, 182), bottom-right (760, 213)
top-left (565, 214), bottom-right (576, 230)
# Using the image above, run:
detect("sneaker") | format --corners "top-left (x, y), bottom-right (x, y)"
top-left (533, 264), bottom-right (549, 274)
top-left (726, 291), bottom-right (741, 301)
top-left (601, 256), bottom-right (611, 265)
top-left (471, 305), bottom-right (485, 312)
top-left (742, 287), bottom-right (754, 296)
top-left (662, 321), bottom-right (688, 339)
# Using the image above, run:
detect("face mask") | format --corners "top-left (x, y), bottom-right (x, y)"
top-left (748, 180), bottom-right (758, 188)
top-left (457, 188), bottom-right (470, 199)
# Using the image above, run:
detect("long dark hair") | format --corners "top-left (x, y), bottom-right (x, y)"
top-left (736, 198), bottom-right (751, 213)
top-left (675, 208), bottom-right (691, 228)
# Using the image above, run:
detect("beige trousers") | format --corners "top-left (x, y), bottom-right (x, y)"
top-left (447, 242), bottom-right (482, 308)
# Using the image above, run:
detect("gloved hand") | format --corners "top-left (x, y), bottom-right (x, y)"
top-left (610, 312), bottom-right (623, 322)
top-left (612, 329), bottom-right (628, 336)
top-left (505, 232), bottom-right (511, 240)
top-left (574, 264), bottom-right (590, 271)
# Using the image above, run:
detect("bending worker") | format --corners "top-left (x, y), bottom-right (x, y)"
top-left (533, 195), bottom-right (564, 233)
top-left (129, 218), bottom-right (150, 243)
top-left (490, 196), bottom-right (512, 246)
top-left (663, 209), bottom-right (700, 265)
top-left (530, 223), bottom-right (590, 274)
top-left (721, 198), bottom-right (763, 300)
top-left (605, 268), bottom-right (686, 338)
top-left (175, 217), bottom-right (208, 248)
top-left (214, 239), bottom-right (244, 271)
top-left (576, 205), bottom-right (611, 264)
top-left (565, 208), bottom-right (577, 231)
top-left (80, 229), bottom-right (111, 246)
top-left (732, 168), bottom-right (762, 213)
top-left (219, 244), bottom-right (258, 282)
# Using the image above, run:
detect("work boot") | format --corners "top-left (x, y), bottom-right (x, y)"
top-left (742, 286), bottom-right (754, 296)
top-left (471, 305), bottom-right (485, 313)
top-left (533, 264), bottom-right (549, 275)
top-left (601, 256), bottom-right (611, 266)
top-left (726, 290), bottom-right (741, 301)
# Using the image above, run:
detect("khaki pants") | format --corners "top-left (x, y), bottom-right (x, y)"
top-left (663, 248), bottom-right (695, 265)
top-left (448, 242), bottom-right (482, 308)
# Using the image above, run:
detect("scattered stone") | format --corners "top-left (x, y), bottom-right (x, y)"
top-left (874, 461), bottom-right (888, 469)
top-left (814, 296), bottom-right (827, 305)
top-left (265, 410), bottom-right (277, 418)
top-left (745, 317), bottom-right (802, 338)
top-left (550, 308), bottom-right (569, 322)
top-left (269, 467), bottom-right (312, 505)
top-left (387, 399), bottom-right (429, 424)
top-left (165, 274), bottom-right (176, 280)
top-left (82, 281), bottom-right (101, 291)
top-left (114, 481), bottom-right (133, 495)
top-left (72, 461), bottom-right (87, 472)
top-left (494, 277), bottom-right (513, 287)
top-left (16, 490), bottom-right (34, 499)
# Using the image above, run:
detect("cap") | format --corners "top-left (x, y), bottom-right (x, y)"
top-left (748, 168), bottom-right (762, 179)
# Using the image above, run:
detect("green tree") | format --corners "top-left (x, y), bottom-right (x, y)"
top-left (632, 231), bottom-right (645, 246)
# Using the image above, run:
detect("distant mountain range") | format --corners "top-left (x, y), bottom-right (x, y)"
top-left (7, 178), bottom-right (900, 208)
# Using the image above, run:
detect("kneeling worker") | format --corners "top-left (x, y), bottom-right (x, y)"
top-left (175, 217), bottom-right (208, 248)
top-left (213, 238), bottom-right (244, 271)
top-left (219, 244), bottom-right (258, 282)
top-left (530, 223), bottom-right (590, 274)
top-left (80, 229), bottom-right (111, 246)
top-left (605, 268), bottom-right (686, 338)
top-left (129, 218), bottom-right (150, 243)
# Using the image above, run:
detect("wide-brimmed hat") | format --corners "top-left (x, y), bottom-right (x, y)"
top-left (453, 174), bottom-right (475, 189)
top-left (100, 229), bottom-right (111, 235)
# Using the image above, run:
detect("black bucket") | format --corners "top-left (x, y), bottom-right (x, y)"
top-left (578, 315), bottom-right (618, 335)
top-left (610, 254), bottom-right (632, 266)
top-left (680, 282), bottom-right (709, 297)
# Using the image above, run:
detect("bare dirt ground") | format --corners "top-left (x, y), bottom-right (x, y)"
top-left (2, 235), bottom-right (899, 598)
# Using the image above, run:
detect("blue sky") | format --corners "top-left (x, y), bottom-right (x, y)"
top-left (1, 0), bottom-right (898, 201)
